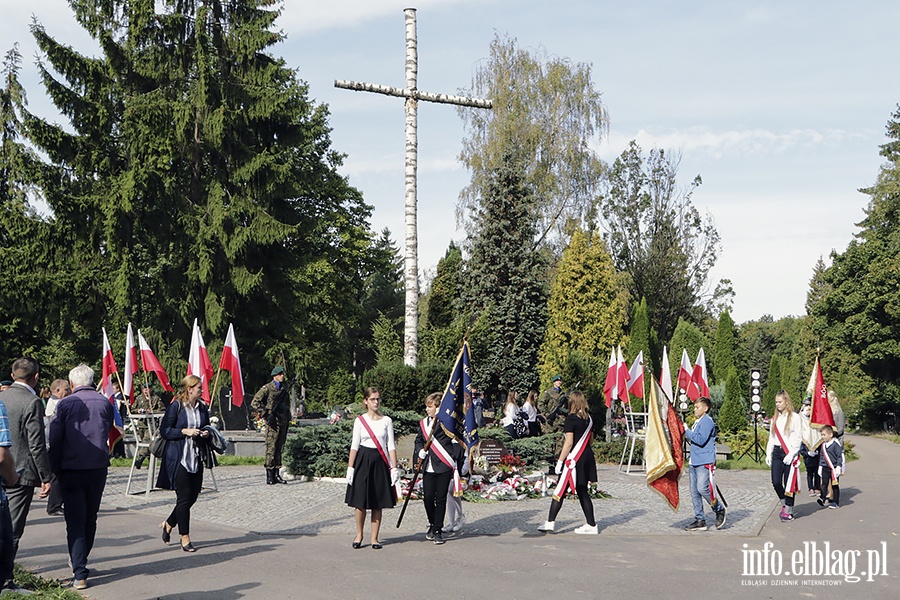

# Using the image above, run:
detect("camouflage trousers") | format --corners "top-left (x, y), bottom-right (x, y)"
top-left (265, 416), bottom-right (290, 468)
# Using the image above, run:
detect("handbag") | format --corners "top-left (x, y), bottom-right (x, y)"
top-left (149, 401), bottom-right (181, 458)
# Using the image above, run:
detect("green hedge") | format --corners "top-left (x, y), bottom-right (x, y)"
top-left (284, 408), bottom-right (421, 478)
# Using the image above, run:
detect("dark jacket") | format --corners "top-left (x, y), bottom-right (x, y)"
top-left (48, 386), bottom-right (114, 473)
top-left (0, 382), bottom-right (52, 485)
top-left (155, 400), bottom-right (210, 490)
top-left (414, 417), bottom-right (464, 474)
top-left (251, 380), bottom-right (290, 415)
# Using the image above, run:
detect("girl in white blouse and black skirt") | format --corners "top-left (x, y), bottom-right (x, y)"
top-left (345, 387), bottom-right (398, 549)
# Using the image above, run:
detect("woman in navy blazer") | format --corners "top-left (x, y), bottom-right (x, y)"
top-left (156, 374), bottom-right (210, 552)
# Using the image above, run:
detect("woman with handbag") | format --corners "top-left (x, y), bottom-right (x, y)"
top-left (345, 387), bottom-right (398, 549)
top-left (501, 390), bottom-right (527, 439)
top-left (156, 374), bottom-right (210, 552)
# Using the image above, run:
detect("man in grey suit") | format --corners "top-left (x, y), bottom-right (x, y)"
top-left (0, 357), bottom-right (52, 562)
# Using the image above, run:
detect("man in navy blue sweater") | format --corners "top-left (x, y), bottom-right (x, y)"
top-left (48, 364), bottom-right (114, 591)
top-left (683, 397), bottom-right (726, 531)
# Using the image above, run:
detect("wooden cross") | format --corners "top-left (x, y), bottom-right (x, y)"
top-left (336, 7), bottom-right (492, 367)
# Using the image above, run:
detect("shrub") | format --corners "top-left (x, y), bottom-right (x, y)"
top-left (361, 361), bottom-right (418, 411)
top-left (719, 428), bottom-right (768, 459)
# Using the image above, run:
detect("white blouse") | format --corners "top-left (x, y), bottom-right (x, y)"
top-left (351, 414), bottom-right (396, 453)
top-left (766, 411), bottom-right (802, 460)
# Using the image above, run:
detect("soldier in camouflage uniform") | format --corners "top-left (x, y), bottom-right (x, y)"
top-left (539, 375), bottom-right (566, 434)
top-left (252, 366), bottom-right (291, 485)
top-left (133, 383), bottom-right (166, 468)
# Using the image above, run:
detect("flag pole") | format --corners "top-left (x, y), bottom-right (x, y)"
top-left (211, 365), bottom-right (225, 431)
top-left (396, 421), bottom-right (439, 529)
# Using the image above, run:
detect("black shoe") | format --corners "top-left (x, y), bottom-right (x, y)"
top-left (274, 469), bottom-right (288, 484)
top-left (135, 455), bottom-right (146, 470)
top-left (715, 508), bottom-right (727, 530)
top-left (181, 542), bottom-right (196, 552)
top-left (433, 530), bottom-right (445, 545)
top-left (266, 468), bottom-right (275, 485)
top-left (161, 523), bottom-right (171, 545)
top-left (684, 519), bottom-right (707, 531)
top-left (351, 540), bottom-right (362, 549)
top-left (371, 542), bottom-right (383, 550)
top-left (425, 525), bottom-right (434, 541)
top-left (817, 497), bottom-right (828, 507)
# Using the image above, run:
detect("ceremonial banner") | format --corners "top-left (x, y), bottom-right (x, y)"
top-left (100, 328), bottom-right (125, 451)
top-left (138, 330), bottom-right (174, 392)
top-left (437, 341), bottom-right (478, 448)
top-left (646, 378), bottom-right (685, 510)
top-left (807, 357), bottom-right (836, 430)
top-left (218, 323), bottom-right (245, 407)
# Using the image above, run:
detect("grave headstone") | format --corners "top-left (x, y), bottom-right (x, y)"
top-left (479, 438), bottom-right (509, 466)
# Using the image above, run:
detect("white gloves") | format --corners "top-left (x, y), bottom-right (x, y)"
top-left (418, 449), bottom-right (427, 460)
top-left (390, 468), bottom-right (400, 486)
top-left (346, 466), bottom-right (354, 485)
top-left (834, 467), bottom-right (842, 478)
top-left (765, 454), bottom-right (772, 467)
top-left (555, 460), bottom-right (564, 474)
top-left (782, 454), bottom-right (794, 466)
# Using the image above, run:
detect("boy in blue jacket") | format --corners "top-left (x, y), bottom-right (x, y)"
top-left (683, 397), bottom-right (726, 531)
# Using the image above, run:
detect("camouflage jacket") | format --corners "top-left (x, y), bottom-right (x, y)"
top-left (252, 380), bottom-right (290, 414)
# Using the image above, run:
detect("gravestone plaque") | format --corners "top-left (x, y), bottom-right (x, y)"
top-left (479, 439), bottom-right (509, 466)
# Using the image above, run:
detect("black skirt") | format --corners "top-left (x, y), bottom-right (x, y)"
top-left (345, 446), bottom-right (396, 510)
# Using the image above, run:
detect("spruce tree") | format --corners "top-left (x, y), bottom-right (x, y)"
top-left (467, 150), bottom-right (548, 393)
top-left (20, 1), bottom-right (373, 380)
top-left (668, 318), bottom-right (708, 383)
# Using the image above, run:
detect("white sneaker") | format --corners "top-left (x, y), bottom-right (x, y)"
top-left (537, 520), bottom-right (555, 533)
top-left (574, 523), bottom-right (598, 535)
top-left (452, 514), bottom-right (466, 533)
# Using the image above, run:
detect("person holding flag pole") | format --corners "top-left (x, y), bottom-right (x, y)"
top-left (538, 390), bottom-right (598, 535)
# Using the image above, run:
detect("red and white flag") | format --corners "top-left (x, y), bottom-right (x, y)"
top-left (187, 319), bottom-right (214, 404)
top-left (101, 327), bottom-right (118, 399)
top-left (692, 348), bottom-right (710, 397)
top-left (627, 351), bottom-right (645, 399)
top-left (603, 347), bottom-right (618, 408)
top-left (218, 323), bottom-right (245, 407)
top-left (659, 346), bottom-right (674, 404)
top-left (616, 346), bottom-right (629, 404)
top-left (138, 330), bottom-right (173, 392)
top-left (123, 323), bottom-right (139, 404)
top-left (808, 357), bottom-right (836, 429)
top-left (678, 348), bottom-right (701, 401)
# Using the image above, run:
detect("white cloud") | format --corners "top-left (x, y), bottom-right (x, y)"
top-left (599, 126), bottom-right (868, 161)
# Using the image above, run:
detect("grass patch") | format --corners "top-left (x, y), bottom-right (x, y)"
top-left (10, 564), bottom-right (81, 598)
top-left (870, 432), bottom-right (900, 445)
top-left (717, 455), bottom-right (769, 470)
top-left (110, 456), bottom-right (264, 468)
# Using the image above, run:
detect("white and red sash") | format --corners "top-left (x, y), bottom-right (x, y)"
top-left (772, 419), bottom-right (800, 496)
top-left (552, 416), bottom-right (593, 501)
top-left (821, 440), bottom-right (840, 485)
top-left (420, 419), bottom-right (462, 497)
top-left (358, 415), bottom-right (399, 501)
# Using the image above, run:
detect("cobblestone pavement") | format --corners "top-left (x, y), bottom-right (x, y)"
top-left (104, 464), bottom-right (776, 538)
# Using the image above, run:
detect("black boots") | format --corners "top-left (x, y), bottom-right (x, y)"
top-left (135, 455), bottom-right (146, 470)
top-left (266, 468), bottom-right (287, 485)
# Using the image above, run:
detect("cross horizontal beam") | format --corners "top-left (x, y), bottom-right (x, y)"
top-left (335, 79), bottom-right (493, 109)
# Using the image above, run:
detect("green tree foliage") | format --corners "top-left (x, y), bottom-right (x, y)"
top-left (713, 310), bottom-right (736, 385)
top-left (763, 354), bottom-right (782, 418)
top-left (9, 1), bottom-right (375, 385)
top-left (458, 34), bottom-right (608, 254)
top-left (467, 151), bottom-right (548, 392)
top-left (538, 229), bottom-right (629, 391)
top-left (809, 106), bottom-right (900, 429)
top-left (418, 242), bottom-right (467, 367)
top-left (626, 297), bottom-right (658, 376)
top-left (668, 318), bottom-right (708, 386)
top-left (719, 367), bottom-right (747, 433)
top-left (600, 141), bottom-right (732, 343)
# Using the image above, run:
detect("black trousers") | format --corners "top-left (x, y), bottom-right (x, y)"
top-left (548, 481), bottom-right (596, 526)
top-left (166, 464), bottom-right (204, 536)
top-left (59, 468), bottom-right (107, 580)
top-left (770, 445), bottom-right (794, 506)
top-left (820, 467), bottom-right (840, 505)
top-left (422, 470), bottom-right (453, 532)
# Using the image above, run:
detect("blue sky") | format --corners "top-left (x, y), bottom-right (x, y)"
top-left (4, 0), bottom-right (900, 323)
